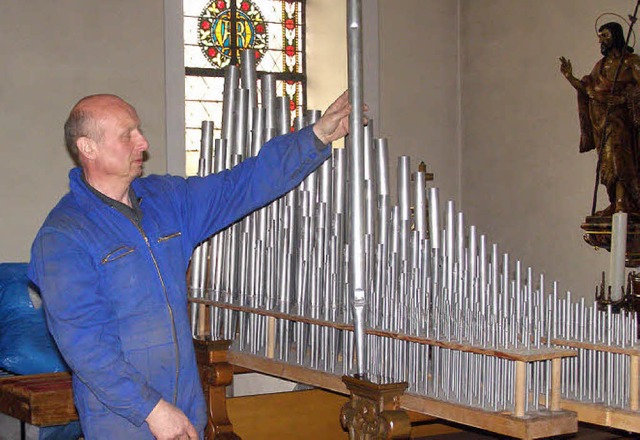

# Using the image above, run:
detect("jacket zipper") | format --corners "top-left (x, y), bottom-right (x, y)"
top-left (134, 224), bottom-right (180, 405)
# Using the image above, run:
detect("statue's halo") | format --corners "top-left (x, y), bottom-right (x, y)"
top-left (595, 12), bottom-right (636, 48)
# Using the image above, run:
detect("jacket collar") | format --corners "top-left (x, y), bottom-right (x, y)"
top-left (68, 167), bottom-right (142, 212)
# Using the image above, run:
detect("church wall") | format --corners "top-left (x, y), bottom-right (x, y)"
top-left (0, 0), bottom-right (166, 263)
top-left (378, 0), bottom-right (461, 207)
top-left (306, 0), bottom-right (348, 127)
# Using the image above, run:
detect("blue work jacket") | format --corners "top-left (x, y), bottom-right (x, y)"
top-left (28, 126), bottom-right (330, 439)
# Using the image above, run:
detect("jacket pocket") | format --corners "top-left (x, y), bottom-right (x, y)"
top-left (157, 231), bottom-right (181, 243)
top-left (101, 245), bottom-right (135, 264)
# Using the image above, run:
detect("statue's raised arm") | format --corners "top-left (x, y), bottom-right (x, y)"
top-left (559, 56), bottom-right (586, 93)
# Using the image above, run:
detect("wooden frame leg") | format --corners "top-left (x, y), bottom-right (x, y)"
top-left (194, 338), bottom-right (241, 440)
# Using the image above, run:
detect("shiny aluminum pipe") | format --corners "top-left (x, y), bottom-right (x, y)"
top-left (277, 96), bottom-right (291, 136)
top-left (414, 172), bottom-right (427, 242)
top-left (456, 212), bottom-right (464, 309)
top-left (209, 138), bottom-right (228, 301)
top-left (189, 120), bottom-right (214, 335)
top-left (221, 65), bottom-right (240, 142)
top-left (428, 188), bottom-right (440, 251)
top-left (428, 187), bottom-right (441, 292)
top-left (251, 108), bottom-right (265, 158)
top-left (374, 138), bottom-right (389, 248)
top-left (233, 89), bottom-right (249, 159)
top-left (364, 122), bottom-right (376, 239)
top-left (261, 73), bottom-right (278, 141)
top-left (198, 121), bottom-right (215, 296)
top-left (200, 120), bottom-right (214, 175)
top-left (479, 235), bottom-right (487, 316)
top-left (445, 201), bottom-right (455, 302)
top-left (397, 156), bottom-right (411, 264)
top-left (240, 49), bottom-right (258, 131)
top-left (347, 0), bottom-right (367, 377)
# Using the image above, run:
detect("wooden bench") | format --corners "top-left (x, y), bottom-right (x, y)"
top-left (0, 341), bottom-right (240, 440)
top-left (0, 372), bottom-right (78, 435)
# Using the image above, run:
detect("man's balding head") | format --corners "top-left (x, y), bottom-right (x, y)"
top-left (64, 94), bottom-right (132, 166)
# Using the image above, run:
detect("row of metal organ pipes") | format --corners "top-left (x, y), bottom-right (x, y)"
top-left (188, 50), bottom-right (640, 437)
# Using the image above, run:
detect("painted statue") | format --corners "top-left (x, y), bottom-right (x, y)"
top-left (560, 22), bottom-right (640, 215)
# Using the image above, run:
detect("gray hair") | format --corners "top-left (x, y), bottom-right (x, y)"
top-left (63, 100), bottom-right (102, 166)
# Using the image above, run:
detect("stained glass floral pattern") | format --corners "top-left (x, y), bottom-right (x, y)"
top-left (198, 0), bottom-right (268, 68)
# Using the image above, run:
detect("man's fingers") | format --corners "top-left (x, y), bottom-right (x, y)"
top-left (187, 422), bottom-right (198, 439)
top-left (325, 90), bottom-right (349, 113)
top-left (331, 104), bottom-right (352, 121)
top-left (313, 90), bottom-right (369, 144)
top-left (187, 427), bottom-right (198, 439)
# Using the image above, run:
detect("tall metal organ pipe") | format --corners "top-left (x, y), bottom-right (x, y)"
top-left (346, 0), bottom-right (367, 376)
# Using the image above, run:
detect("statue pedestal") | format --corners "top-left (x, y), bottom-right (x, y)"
top-left (581, 213), bottom-right (640, 267)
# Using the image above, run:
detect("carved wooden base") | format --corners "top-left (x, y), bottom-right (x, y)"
top-left (194, 337), bottom-right (241, 440)
top-left (340, 375), bottom-right (411, 440)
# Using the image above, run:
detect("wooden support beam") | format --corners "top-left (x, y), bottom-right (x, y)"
top-left (229, 351), bottom-right (578, 439)
top-left (559, 399), bottom-right (640, 434)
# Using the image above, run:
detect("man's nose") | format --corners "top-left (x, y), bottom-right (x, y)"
top-left (134, 132), bottom-right (149, 151)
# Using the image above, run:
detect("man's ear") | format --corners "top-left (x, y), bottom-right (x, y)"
top-left (77, 136), bottom-right (97, 161)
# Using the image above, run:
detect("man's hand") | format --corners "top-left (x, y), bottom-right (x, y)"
top-left (313, 91), bottom-right (354, 145)
top-left (146, 399), bottom-right (198, 440)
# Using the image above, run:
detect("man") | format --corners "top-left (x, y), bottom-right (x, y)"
top-left (28, 92), bottom-right (352, 439)
top-left (560, 21), bottom-right (640, 215)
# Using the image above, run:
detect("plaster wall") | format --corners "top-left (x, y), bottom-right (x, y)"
top-left (0, 0), bottom-right (166, 263)
top-left (307, 0), bottom-right (348, 117)
top-left (378, 0), bottom-right (461, 206)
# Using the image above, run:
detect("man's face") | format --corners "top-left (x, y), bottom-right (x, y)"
top-left (599, 28), bottom-right (614, 55)
top-left (91, 99), bottom-right (149, 183)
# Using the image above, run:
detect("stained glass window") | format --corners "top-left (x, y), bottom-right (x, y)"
top-left (183, 0), bottom-right (305, 176)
